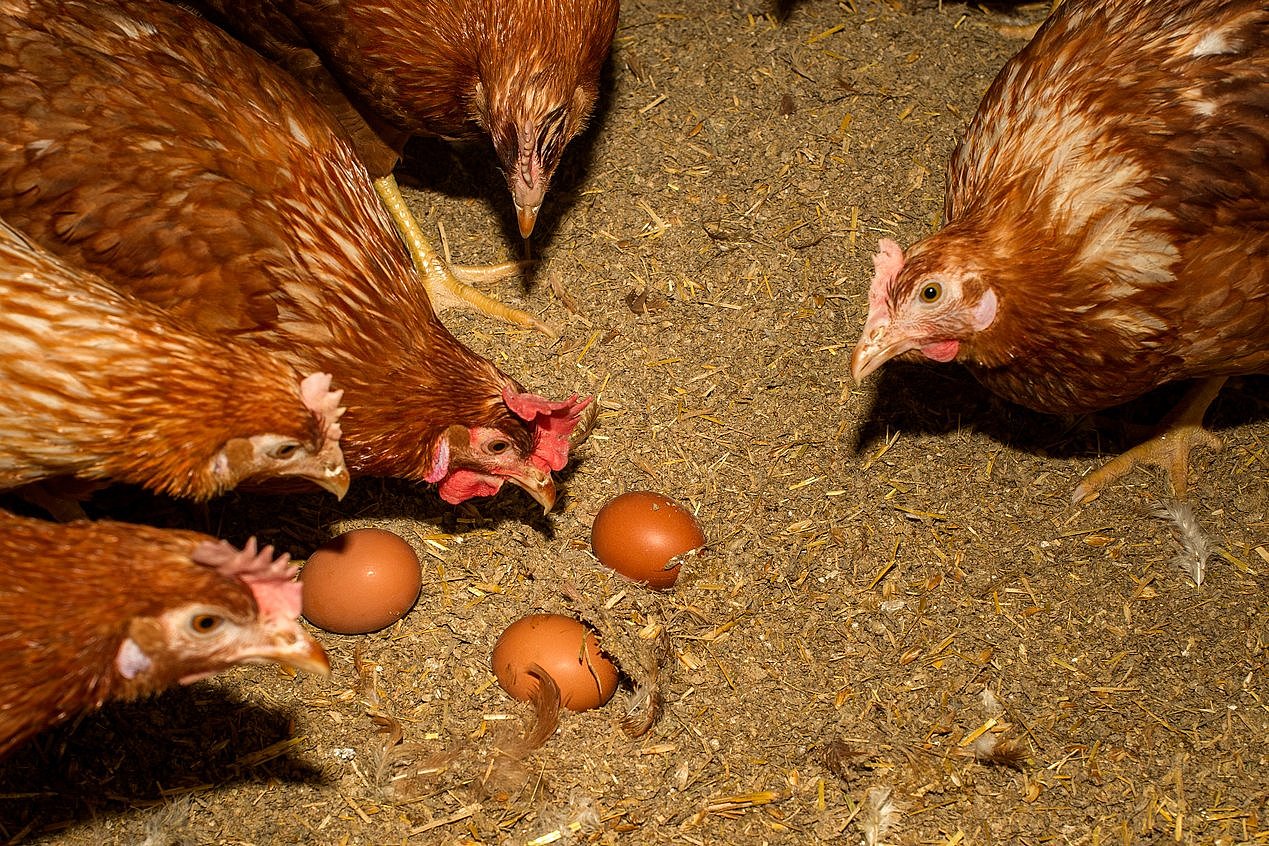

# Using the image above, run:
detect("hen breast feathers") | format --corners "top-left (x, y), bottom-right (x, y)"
top-left (0, 0), bottom-right (590, 510)
top-left (0, 510), bottom-right (328, 758)
top-left (852, 0), bottom-right (1268, 410)
top-left (0, 220), bottom-right (348, 501)
top-left (184, 0), bottom-right (620, 237)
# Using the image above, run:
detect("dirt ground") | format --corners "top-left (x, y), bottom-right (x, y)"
top-left (3, 0), bottom-right (1267, 843)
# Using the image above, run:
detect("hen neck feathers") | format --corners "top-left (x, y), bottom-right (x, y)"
top-left (931, 0), bottom-right (1269, 413)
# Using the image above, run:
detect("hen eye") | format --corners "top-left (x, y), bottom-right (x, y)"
top-left (270, 441), bottom-right (300, 460)
top-left (190, 614), bottom-right (224, 634)
top-left (488, 440), bottom-right (510, 454)
top-left (919, 282), bottom-right (943, 303)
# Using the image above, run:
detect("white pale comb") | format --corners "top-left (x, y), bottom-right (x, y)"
top-left (299, 371), bottom-right (346, 442)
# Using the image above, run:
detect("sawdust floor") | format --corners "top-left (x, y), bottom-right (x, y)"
top-left (3, 0), bottom-right (1266, 843)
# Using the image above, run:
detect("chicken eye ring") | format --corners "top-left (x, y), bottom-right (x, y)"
top-left (190, 614), bottom-right (225, 634)
top-left (270, 441), bottom-right (301, 460)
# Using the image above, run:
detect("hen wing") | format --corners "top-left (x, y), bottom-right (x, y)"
top-left (0, 0), bottom-right (373, 335)
top-left (945, 0), bottom-right (1269, 380)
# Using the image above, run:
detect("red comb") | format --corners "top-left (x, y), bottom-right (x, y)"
top-left (501, 387), bottom-right (594, 472)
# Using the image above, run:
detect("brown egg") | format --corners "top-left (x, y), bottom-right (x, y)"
top-left (301, 529), bottom-right (421, 634)
top-left (590, 491), bottom-right (704, 589)
top-left (491, 614), bottom-right (618, 712)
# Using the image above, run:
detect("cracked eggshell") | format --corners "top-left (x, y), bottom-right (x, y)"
top-left (491, 614), bottom-right (618, 712)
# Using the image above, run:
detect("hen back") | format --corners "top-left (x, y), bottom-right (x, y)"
top-left (0, 0), bottom-right (590, 507)
top-left (852, 0), bottom-right (1269, 415)
top-left (0, 219), bottom-right (347, 501)
top-left (0, 509), bottom-right (328, 758)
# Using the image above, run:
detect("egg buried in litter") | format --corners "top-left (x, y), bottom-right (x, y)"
top-left (590, 491), bottom-right (704, 589)
top-left (301, 529), bottom-right (422, 634)
top-left (491, 614), bottom-right (619, 711)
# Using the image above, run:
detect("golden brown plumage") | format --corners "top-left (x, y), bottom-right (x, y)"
top-left (0, 510), bottom-right (329, 758)
top-left (0, 0), bottom-right (591, 511)
top-left (851, 0), bottom-right (1268, 501)
top-left (188, 0), bottom-right (620, 238)
top-left (176, 0), bottom-right (619, 334)
top-left (0, 219), bottom-right (349, 502)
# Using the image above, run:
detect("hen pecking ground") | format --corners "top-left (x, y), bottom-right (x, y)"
top-left (1, 0), bottom-right (1265, 844)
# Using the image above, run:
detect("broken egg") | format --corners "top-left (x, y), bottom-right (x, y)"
top-left (301, 529), bottom-right (421, 634)
top-left (590, 491), bottom-right (704, 589)
top-left (491, 614), bottom-right (618, 712)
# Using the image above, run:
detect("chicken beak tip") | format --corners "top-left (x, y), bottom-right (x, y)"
top-left (261, 629), bottom-right (330, 676)
top-left (850, 321), bottom-right (896, 382)
top-left (285, 642), bottom-right (331, 676)
top-left (534, 482), bottom-right (557, 514)
top-left (850, 346), bottom-right (887, 383)
top-left (512, 472), bottom-right (557, 513)
top-left (321, 469), bottom-right (352, 500)
top-left (849, 346), bottom-right (873, 383)
top-left (515, 203), bottom-right (539, 239)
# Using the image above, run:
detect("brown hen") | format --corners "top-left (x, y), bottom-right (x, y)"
top-left (851, 0), bottom-right (1268, 503)
top-left (0, 509), bottom-right (329, 758)
top-left (0, 219), bottom-right (349, 503)
top-left (183, 0), bottom-right (620, 331)
top-left (0, 0), bottom-right (592, 512)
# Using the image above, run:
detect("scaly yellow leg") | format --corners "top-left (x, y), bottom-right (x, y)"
top-left (1072, 377), bottom-right (1227, 504)
top-left (374, 175), bottom-right (556, 337)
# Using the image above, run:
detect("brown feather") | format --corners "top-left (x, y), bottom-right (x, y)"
top-left (0, 510), bottom-right (326, 758)
top-left (852, 0), bottom-right (1269, 415)
top-left (180, 0), bottom-right (619, 226)
top-left (0, 219), bottom-right (345, 500)
top-left (0, 0), bottom-right (589, 505)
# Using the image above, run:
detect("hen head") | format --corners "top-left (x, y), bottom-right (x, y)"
top-left (471, 0), bottom-right (619, 238)
top-left (113, 539), bottom-right (328, 695)
top-left (425, 387), bottom-right (595, 512)
top-left (851, 238), bottom-right (1000, 381)
top-left (208, 372), bottom-right (350, 499)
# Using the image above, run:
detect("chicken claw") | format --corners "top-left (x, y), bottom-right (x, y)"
top-left (1072, 378), bottom-right (1226, 504)
top-left (374, 176), bottom-right (556, 337)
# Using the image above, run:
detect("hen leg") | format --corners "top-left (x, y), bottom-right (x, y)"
top-left (374, 176), bottom-right (556, 336)
top-left (1072, 377), bottom-right (1227, 504)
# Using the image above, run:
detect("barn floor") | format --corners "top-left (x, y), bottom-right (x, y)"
top-left (3, 0), bottom-right (1266, 843)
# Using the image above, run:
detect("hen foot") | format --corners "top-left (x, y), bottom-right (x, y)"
top-left (374, 175), bottom-right (556, 337)
top-left (1072, 377), bottom-right (1227, 505)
